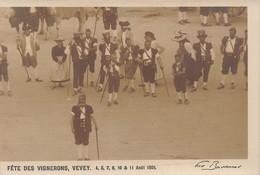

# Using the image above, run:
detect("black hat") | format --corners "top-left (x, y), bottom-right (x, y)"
top-left (102, 32), bottom-right (110, 40)
top-left (85, 28), bottom-right (91, 33)
top-left (73, 32), bottom-right (83, 40)
top-left (197, 30), bottom-right (207, 38)
top-left (119, 21), bottom-right (130, 27)
top-left (229, 27), bottom-right (236, 32)
top-left (145, 31), bottom-right (155, 40)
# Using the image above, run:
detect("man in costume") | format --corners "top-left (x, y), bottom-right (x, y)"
top-left (217, 27), bottom-right (244, 89)
top-left (136, 40), bottom-right (163, 97)
top-left (70, 94), bottom-right (98, 161)
top-left (70, 32), bottom-right (88, 95)
top-left (83, 28), bottom-right (98, 87)
top-left (121, 38), bottom-right (139, 93)
top-left (191, 30), bottom-right (215, 91)
top-left (97, 32), bottom-right (119, 92)
top-left (17, 25), bottom-right (43, 82)
top-left (0, 40), bottom-right (11, 97)
top-left (117, 20), bottom-right (134, 79)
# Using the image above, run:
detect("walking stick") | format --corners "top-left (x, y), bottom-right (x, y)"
top-left (95, 128), bottom-right (100, 160)
top-left (100, 75), bottom-right (109, 104)
top-left (95, 71), bottom-right (100, 90)
top-left (92, 14), bottom-right (98, 38)
top-left (161, 68), bottom-right (169, 97)
top-left (67, 53), bottom-right (72, 100)
top-left (86, 66), bottom-right (89, 87)
top-left (139, 65), bottom-right (145, 95)
top-left (16, 44), bottom-right (30, 79)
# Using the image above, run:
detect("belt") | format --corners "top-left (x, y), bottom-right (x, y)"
top-left (226, 52), bottom-right (233, 56)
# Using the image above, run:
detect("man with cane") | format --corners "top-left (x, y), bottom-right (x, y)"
top-left (136, 40), bottom-right (163, 97)
top-left (97, 32), bottom-right (119, 93)
top-left (70, 94), bottom-right (99, 161)
top-left (83, 28), bottom-right (98, 87)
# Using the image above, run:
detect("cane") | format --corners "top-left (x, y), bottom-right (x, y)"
top-left (92, 14), bottom-right (98, 38)
top-left (67, 53), bottom-right (72, 100)
top-left (100, 75), bottom-right (109, 104)
top-left (16, 44), bottom-right (30, 79)
top-left (139, 65), bottom-right (145, 95)
top-left (95, 71), bottom-right (100, 90)
top-left (95, 128), bottom-right (100, 160)
top-left (86, 66), bottom-right (89, 87)
top-left (161, 68), bottom-right (169, 97)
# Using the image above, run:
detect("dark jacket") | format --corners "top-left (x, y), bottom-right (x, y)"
top-left (51, 45), bottom-right (67, 63)
top-left (193, 42), bottom-right (213, 61)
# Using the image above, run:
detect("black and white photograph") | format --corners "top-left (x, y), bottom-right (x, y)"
top-left (0, 0), bottom-right (259, 174)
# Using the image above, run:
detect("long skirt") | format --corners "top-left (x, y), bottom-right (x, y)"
top-left (50, 61), bottom-right (69, 82)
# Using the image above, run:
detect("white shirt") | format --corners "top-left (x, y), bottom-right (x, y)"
top-left (105, 43), bottom-right (111, 56)
top-left (75, 45), bottom-right (83, 59)
top-left (25, 36), bottom-right (33, 56)
top-left (200, 43), bottom-right (216, 60)
top-left (225, 37), bottom-right (236, 53)
top-left (139, 48), bottom-right (159, 63)
top-left (184, 42), bottom-right (196, 60)
top-left (126, 47), bottom-right (133, 60)
top-left (122, 31), bottom-right (127, 48)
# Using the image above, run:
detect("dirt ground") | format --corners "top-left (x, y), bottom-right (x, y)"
top-left (0, 8), bottom-right (247, 161)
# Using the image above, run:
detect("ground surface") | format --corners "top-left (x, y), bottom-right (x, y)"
top-left (0, 7), bottom-right (247, 161)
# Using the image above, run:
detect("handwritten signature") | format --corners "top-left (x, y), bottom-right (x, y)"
top-left (195, 160), bottom-right (242, 170)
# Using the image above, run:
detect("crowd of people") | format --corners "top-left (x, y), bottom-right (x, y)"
top-left (0, 7), bottom-right (248, 160)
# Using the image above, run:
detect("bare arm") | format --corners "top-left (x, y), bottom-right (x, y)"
top-left (156, 42), bottom-right (165, 55)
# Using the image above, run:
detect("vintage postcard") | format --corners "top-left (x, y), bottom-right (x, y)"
top-left (0, 0), bottom-right (258, 174)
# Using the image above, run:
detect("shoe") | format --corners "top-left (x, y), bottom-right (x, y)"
top-left (217, 83), bottom-right (225, 90)
top-left (183, 19), bottom-right (190, 23)
top-left (35, 78), bottom-right (43, 82)
top-left (114, 100), bottom-right (119, 105)
top-left (152, 93), bottom-right (157, 97)
top-left (224, 23), bottom-right (231, 26)
top-left (231, 82), bottom-right (235, 89)
top-left (185, 99), bottom-right (189, 105)
top-left (84, 158), bottom-right (90, 161)
top-left (191, 86), bottom-right (197, 92)
top-left (129, 87), bottom-right (135, 93)
top-left (177, 99), bottom-right (182, 105)
top-left (202, 23), bottom-right (211, 27)
top-left (0, 90), bottom-right (4, 96)
top-left (58, 83), bottom-right (64, 88)
top-left (155, 81), bottom-right (159, 87)
top-left (26, 77), bottom-right (31, 82)
top-left (123, 86), bottom-right (128, 92)
top-left (72, 89), bottom-right (78, 96)
top-left (97, 87), bottom-right (103, 93)
top-left (78, 88), bottom-right (83, 94)
top-left (203, 85), bottom-right (209, 90)
top-left (120, 74), bottom-right (124, 79)
top-left (178, 20), bottom-right (184, 25)
top-left (144, 92), bottom-right (149, 97)
top-left (216, 22), bottom-right (220, 26)
top-left (90, 81), bottom-right (94, 87)
top-left (107, 101), bottom-right (112, 107)
top-left (51, 84), bottom-right (56, 89)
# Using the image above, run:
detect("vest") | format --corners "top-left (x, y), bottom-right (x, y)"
top-left (84, 37), bottom-right (97, 56)
top-left (222, 36), bottom-right (243, 54)
top-left (138, 48), bottom-right (158, 67)
top-left (122, 45), bottom-right (139, 63)
top-left (99, 42), bottom-right (118, 64)
top-left (0, 45), bottom-right (8, 65)
top-left (193, 42), bottom-right (212, 61)
top-left (72, 105), bottom-right (92, 132)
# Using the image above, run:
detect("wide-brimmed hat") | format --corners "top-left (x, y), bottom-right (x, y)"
top-left (54, 37), bottom-right (65, 42)
top-left (145, 31), bottom-right (155, 40)
top-left (73, 32), bottom-right (84, 40)
top-left (102, 32), bottom-right (110, 40)
top-left (119, 21), bottom-right (130, 27)
top-left (78, 94), bottom-right (86, 106)
top-left (171, 30), bottom-right (189, 42)
top-left (197, 30), bottom-right (207, 38)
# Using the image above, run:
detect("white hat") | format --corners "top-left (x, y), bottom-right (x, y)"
top-left (171, 30), bottom-right (189, 42)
